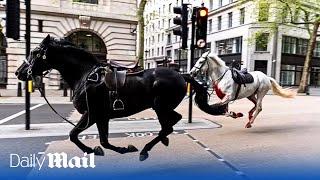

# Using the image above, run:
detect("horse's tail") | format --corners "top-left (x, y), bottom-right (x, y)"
top-left (181, 74), bottom-right (227, 115)
top-left (269, 78), bottom-right (296, 98)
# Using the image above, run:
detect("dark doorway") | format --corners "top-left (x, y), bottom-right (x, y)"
top-left (0, 32), bottom-right (7, 88)
top-left (254, 60), bottom-right (268, 74)
top-left (66, 31), bottom-right (107, 62)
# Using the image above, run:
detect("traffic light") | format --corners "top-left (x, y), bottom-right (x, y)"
top-left (173, 4), bottom-right (188, 49)
top-left (196, 7), bottom-right (208, 49)
top-left (6, 0), bottom-right (20, 40)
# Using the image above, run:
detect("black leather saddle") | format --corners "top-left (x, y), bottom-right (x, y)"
top-left (231, 68), bottom-right (254, 85)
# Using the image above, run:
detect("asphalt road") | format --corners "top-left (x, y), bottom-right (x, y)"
top-left (1, 95), bottom-right (320, 180)
top-left (0, 104), bottom-right (74, 125)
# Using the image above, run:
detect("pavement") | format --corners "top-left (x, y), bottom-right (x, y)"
top-left (0, 90), bottom-right (320, 179)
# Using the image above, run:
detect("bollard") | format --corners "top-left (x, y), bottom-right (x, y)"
top-left (17, 82), bottom-right (22, 97)
top-left (70, 89), bottom-right (73, 102)
top-left (41, 83), bottom-right (45, 97)
top-left (63, 83), bottom-right (68, 97)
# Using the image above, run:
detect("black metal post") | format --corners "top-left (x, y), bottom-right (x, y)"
top-left (25, 0), bottom-right (31, 130)
top-left (178, 49), bottom-right (181, 72)
top-left (17, 82), bottom-right (22, 97)
top-left (70, 89), bottom-right (73, 102)
top-left (188, 7), bottom-right (197, 124)
top-left (63, 83), bottom-right (68, 97)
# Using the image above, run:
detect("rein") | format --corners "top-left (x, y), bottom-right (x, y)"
top-left (36, 84), bottom-right (76, 127)
top-left (213, 68), bottom-right (229, 84)
top-left (25, 49), bottom-right (77, 127)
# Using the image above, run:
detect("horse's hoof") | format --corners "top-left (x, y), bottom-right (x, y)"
top-left (127, 145), bottom-right (139, 152)
top-left (237, 113), bottom-right (244, 118)
top-left (139, 153), bottom-right (149, 161)
top-left (94, 146), bottom-right (104, 156)
top-left (161, 137), bottom-right (169, 146)
top-left (228, 112), bottom-right (238, 119)
top-left (245, 123), bottom-right (252, 128)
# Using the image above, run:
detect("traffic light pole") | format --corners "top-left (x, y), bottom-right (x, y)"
top-left (25, 0), bottom-right (31, 130)
top-left (188, 7), bottom-right (197, 124)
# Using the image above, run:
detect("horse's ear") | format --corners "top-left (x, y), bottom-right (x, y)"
top-left (41, 35), bottom-right (51, 46)
top-left (202, 51), bottom-right (210, 58)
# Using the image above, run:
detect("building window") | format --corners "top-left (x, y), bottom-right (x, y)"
top-left (208, 19), bottom-right (212, 33)
top-left (280, 65), bottom-right (296, 86)
top-left (169, 3), bottom-right (172, 13)
top-left (297, 39), bottom-right (308, 55)
top-left (255, 33), bottom-right (269, 52)
top-left (209, 0), bottom-right (213, 10)
top-left (315, 42), bottom-right (320, 57)
top-left (258, 0), bottom-right (269, 21)
top-left (228, 12), bottom-right (233, 28)
top-left (38, 20), bottom-right (43, 32)
top-left (218, 0), bottom-right (222, 7)
top-left (167, 50), bottom-right (172, 59)
top-left (217, 16), bottom-right (222, 30)
top-left (168, 19), bottom-right (171, 28)
top-left (240, 8), bottom-right (245, 25)
top-left (216, 37), bottom-right (242, 55)
top-left (174, 49), bottom-right (179, 60)
top-left (167, 33), bottom-right (172, 45)
top-left (73, 0), bottom-right (98, 4)
top-left (282, 36), bottom-right (297, 54)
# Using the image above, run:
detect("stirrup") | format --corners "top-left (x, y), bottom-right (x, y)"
top-left (113, 99), bottom-right (124, 111)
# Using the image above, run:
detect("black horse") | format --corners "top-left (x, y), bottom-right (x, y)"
top-left (16, 35), bottom-right (227, 161)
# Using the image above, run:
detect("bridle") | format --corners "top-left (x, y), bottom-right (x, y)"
top-left (192, 53), bottom-right (229, 85)
top-left (24, 46), bottom-right (76, 127)
top-left (25, 46), bottom-right (52, 79)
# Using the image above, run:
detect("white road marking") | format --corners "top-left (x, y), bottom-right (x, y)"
top-left (0, 104), bottom-right (45, 125)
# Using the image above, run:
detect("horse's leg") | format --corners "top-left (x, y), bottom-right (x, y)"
top-left (69, 112), bottom-right (103, 155)
top-left (247, 94), bottom-right (257, 120)
top-left (96, 117), bottom-right (139, 154)
top-left (219, 94), bottom-right (241, 118)
top-left (139, 110), bottom-right (181, 161)
top-left (245, 90), bottom-right (268, 128)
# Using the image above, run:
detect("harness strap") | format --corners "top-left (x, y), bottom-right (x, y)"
top-left (234, 84), bottom-right (242, 101)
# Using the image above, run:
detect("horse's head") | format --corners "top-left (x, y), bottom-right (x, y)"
top-left (190, 51), bottom-right (226, 78)
top-left (190, 51), bottom-right (210, 77)
top-left (16, 35), bottom-right (54, 81)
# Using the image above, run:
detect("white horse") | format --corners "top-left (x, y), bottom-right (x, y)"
top-left (190, 52), bottom-right (296, 128)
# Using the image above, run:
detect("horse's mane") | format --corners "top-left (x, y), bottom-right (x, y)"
top-left (50, 38), bottom-right (99, 64)
top-left (209, 52), bottom-right (226, 67)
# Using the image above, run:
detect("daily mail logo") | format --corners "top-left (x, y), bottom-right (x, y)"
top-left (10, 152), bottom-right (96, 170)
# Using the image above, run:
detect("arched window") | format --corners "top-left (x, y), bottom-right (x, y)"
top-left (67, 31), bottom-right (107, 62)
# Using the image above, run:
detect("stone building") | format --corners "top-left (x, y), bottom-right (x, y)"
top-left (0, 0), bottom-right (137, 89)
top-left (144, 0), bottom-right (320, 87)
